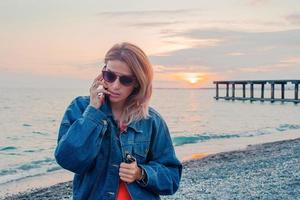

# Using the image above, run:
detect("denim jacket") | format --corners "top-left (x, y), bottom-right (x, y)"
top-left (54, 96), bottom-right (182, 200)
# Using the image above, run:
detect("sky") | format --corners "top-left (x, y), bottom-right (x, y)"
top-left (1, 0), bottom-right (300, 88)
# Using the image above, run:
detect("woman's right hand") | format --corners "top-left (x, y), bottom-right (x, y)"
top-left (89, 74), bottom-right (111, 109)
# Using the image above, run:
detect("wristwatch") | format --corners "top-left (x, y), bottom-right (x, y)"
top-left (137, 167), bottom-right (147, 186)
top-left (138, 167), bottom-right (145, 180)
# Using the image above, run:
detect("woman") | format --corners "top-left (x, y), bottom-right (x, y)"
top-left (54, 42), bottom-right (182, 200)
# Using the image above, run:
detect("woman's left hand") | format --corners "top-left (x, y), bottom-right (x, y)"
top-left (119, 161), bottom-right (142, 183)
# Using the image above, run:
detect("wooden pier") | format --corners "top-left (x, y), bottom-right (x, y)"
top-left (213, 80), bottom-right (300, 104)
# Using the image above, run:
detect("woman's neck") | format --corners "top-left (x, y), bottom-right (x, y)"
top-left (110, 101), bottom-right (125, 121)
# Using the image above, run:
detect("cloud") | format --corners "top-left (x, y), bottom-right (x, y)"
top-left (153, 64), bottom-right (210, 73)
top-left (95, 8), bottom-right (200, 29)
top-left (238, 63), bottom-right (288, 73)
top-left (96, 9), bottom-right (199, 17)
top-left (0, 58), bottom-right (104, 80)
top-left (153, 64), bottom-right (216, 88)
top-left (128, 21), bottom-right (183, 28)
top-left (0, 70), bottom-right (91, 89)
top-left (280, 56), bottom-right (300, 65)
top-left (213, 55), bottom-right (300, 82)
top-left (286, 14), bottom-right (300, 25)
top-left (71, 60), bottom-right (104, 69)
top-left (226, 52), bottom-right (245, 56)
top-left (247, 0), bottom-right (269, 6)
top-left (149, 28), bottom-right (300, 75)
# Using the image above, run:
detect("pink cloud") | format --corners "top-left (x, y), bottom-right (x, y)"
top-left (286, 14), bottom-right (300, 25)
top-left (248, 0), bottom-right (269, 6)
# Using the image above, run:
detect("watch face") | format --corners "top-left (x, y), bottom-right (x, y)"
top-left (141, 169), bottom-right (145, 178)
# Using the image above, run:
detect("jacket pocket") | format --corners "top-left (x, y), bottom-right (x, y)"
top-left (132, 141), bottom-right (150, 164)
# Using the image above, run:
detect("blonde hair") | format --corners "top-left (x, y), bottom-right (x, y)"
top-left (104, 42), bottom-right (153, 125)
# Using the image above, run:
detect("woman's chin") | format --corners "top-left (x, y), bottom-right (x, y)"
top-left (109, 96), bottom-right (124, 103)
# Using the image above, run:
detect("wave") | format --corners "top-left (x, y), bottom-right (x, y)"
top-left (172, 133), bottom-right (240, 146)
top-left (0, 172), bottom-right (48, 185)
top-left (276, 124), bottom-right (300, 132)
top-left (46, 166), bottom-right (62, 172)
top-left (32, 131), bottom-right (49, 136)
top-left (0, 169), bottom-right (17, 176)
top-left (0, 157), bottom-right (60, 185)
top-left (0, 146), bottom-right (17, 151)
top-left (23, 148), bottom-right (44, 153)
top-left (172, 123), bottom-right (300, 146)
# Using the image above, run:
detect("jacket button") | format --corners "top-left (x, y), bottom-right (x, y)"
top-left (102, 119), bottom-right (107, 125)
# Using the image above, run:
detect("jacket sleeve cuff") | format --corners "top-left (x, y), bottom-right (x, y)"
top-left (136, 164), bottom-right (151, 187)
top-left (82, 105), bottom-right (107, 124)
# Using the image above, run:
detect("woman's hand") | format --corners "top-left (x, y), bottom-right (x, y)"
top-left (119, 161), bottom-right (142, 183)
top-left (89, 74), bottom-right (111, 109)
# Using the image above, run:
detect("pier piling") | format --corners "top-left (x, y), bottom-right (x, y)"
top-left (242, 84), bottom-right (246, 98)
top-left (232, 83), bottom-right (235, 99)
top-left (295, 82), bottom-right (299, 101)
top-left (261, 83), bottom-right (265, 100)
top-left (250, 84), bottom-right (254, 99)
top-left (226, 83), bottom-right (229, 98)
top-left (281, 83), bottom-right (285, 99)
top-left (271, 83), bottom-right (275, 103)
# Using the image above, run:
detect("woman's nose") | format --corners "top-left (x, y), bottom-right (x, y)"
top-left (111, 77), bottom-right (121, 89)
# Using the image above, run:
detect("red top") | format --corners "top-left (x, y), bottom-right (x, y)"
top-left (117, 181), bottom-right (131, 200)
top-left (116, 121), bottom-right (131, 200)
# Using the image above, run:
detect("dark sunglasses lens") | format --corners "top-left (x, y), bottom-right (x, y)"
top-left (120, 76), bottom-right (134, 86)
top-left (103, 71), bottom-right (117, 82)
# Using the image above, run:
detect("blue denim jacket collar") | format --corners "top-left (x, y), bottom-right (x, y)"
top-left (100, 97), bottom-right (142, 134)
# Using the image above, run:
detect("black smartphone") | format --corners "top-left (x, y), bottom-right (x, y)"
top-left (103, 86), bottom-right (109, 100)
top-left (125, 153), bottom-right (136, 164)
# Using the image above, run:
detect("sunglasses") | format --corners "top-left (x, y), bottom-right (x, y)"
top-left (102, 70), bottom-right (136, 86)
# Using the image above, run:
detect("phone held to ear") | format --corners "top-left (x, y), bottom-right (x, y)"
top-left (97, 86), bottom-right (108, 104)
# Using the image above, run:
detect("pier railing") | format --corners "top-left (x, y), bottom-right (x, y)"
top-left (213, 80), bottom-right (300, 104)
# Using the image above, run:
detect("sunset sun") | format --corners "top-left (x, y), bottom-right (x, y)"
top-left (183, 73), bottom-right (203, 84)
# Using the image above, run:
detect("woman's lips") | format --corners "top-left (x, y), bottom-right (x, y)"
top-left (109, 91), bottom-right (120, 97)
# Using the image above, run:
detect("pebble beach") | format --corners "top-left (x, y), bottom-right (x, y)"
top-left (3, 138), bottom-right (300, 200)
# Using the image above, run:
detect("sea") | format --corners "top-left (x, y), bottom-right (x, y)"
top-left (0, 87), bottom-right (299, 196)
